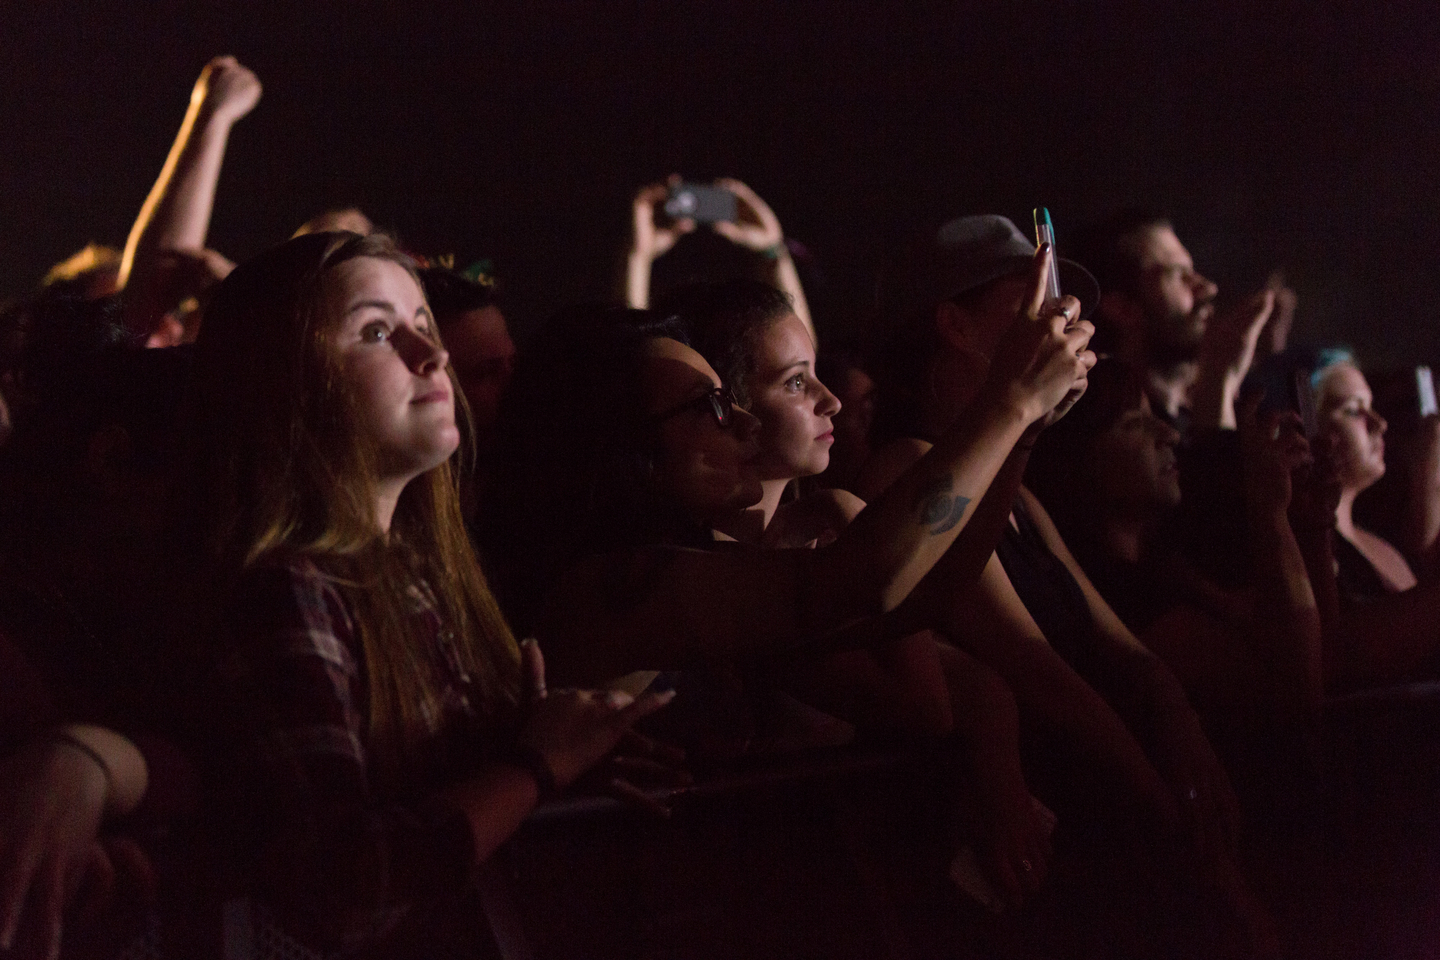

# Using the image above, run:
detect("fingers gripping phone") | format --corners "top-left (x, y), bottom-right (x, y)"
top-left (664, 183), bottom-right (737, 225)
top-left (1033, 207), bottom-right (1063, 306)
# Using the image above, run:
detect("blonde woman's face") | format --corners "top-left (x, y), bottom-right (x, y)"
top-left (1319, 362), bottom-right (1387, 493)
top-left (323, 257), bottom-right (460, 482)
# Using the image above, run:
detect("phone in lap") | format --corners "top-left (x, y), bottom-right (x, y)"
top-left (1033, 207), bottom-right (1063, 306)
top-left (665, 183), bottom-right (737, 224)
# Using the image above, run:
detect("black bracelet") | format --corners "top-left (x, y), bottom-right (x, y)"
top-left (506, 742), bottom-right (559, 801)
top-left (48, 730), bottom-right (115, 800)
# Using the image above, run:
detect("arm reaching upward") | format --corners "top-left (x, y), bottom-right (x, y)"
top-left (118, 56), bottom-right (260, 335)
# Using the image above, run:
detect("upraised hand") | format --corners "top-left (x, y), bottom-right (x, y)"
top-left (192, 56), bottom-right (262, 125)
top-left (1192, 288), bottom-right (1276, 430)
top-left (710, 178), bottom-right (784, 253)
top-left (982, 245), bottom-right (1096, 428)
top-left (630, 177), bottom-right (695, 263)
top-left (1239, 394), bottom-right (1312, 518)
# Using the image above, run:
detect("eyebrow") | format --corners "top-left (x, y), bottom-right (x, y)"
top-left (346, 300), bottom-right (435, 324)
top-left (346, 299), bottom-right (396, 316)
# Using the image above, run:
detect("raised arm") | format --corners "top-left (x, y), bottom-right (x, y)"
top-left (711, 179), bottom-right (814, 343)
top-left (1237, 400), bottom-right (1324, 722)
top-left (118, 56), bottom-right (261, 288)
top-left (540, 249), bottom-right (1095, 682)
top-left (624, 178), bottom-right (693, 309)
top-left (1188, 289), bottom-right (1274, 431)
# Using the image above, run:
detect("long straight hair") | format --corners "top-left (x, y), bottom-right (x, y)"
top-left (178, 232), bottom-right (519, 775)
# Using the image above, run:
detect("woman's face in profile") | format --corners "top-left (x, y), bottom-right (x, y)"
top-left (742, 313), bottom-right (841, 483)
top-left (640, 337), bottom-right (763, 521)
top-left (1319, 362), bottom-right (1387, 493)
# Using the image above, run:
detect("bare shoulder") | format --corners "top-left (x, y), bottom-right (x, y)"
top-left (854, 437), bottom-right (933, 502)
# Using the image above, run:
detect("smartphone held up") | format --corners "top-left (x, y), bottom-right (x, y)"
top-left (664, 183), bottom-right (737, 225)
top-left (1033, 207), bottom-right (1063, 308)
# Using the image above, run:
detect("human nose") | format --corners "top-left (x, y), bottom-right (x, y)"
top-left (1188, 269), bottom-right (1218, 302)
top-left (396, 326), bottom-right (449, 376)
top-left (815, 380), bottom-right (841, 417)
top-left (1368, 409), bottom-right (1387, 436)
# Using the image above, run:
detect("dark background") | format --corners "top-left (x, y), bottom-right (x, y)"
top-left (3, 0), bottom-right (1438, 361)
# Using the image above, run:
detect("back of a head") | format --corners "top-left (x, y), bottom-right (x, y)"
top-left (1068, 209), bottom-right (1173, 299)
top-left (479, 305), bottom-right (700, 634)
top-left (656, 279), bottom-right (794, 408)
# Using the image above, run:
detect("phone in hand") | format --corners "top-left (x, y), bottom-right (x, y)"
top-left (1293, 369), bottom-right (1319, 439)
top-left (1033, 207), bottom-right (1063, 306)
top-left (664, 183), bottom-right (737, 225)
top-left (1418, 366), bottom-right (1438, 417)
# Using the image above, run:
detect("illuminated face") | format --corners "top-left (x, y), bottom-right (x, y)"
top-left (1089, 394), bottom-right (1183, 514)
top-left (1131, 225), bottom-right (1218, 357)
top-left (442, 304), bottom-right (515, 437)
top-left (742, 314), bottom-right (842, 481)
top-left (322, 257), bottom-right (459, 483)
top-left (640, 337), bottom-right (763, 520)
top-left (1318, 362), bottom-right (1387, 493)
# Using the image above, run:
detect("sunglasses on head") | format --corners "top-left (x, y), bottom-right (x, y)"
top-left (651, 385), bottom-right (736, 428)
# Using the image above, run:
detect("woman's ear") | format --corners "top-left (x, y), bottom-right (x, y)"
top-left (85, 423), bottom-right (136, 499)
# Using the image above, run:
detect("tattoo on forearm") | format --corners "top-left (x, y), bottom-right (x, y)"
top-left (912, 477), bottom-right (972, 535)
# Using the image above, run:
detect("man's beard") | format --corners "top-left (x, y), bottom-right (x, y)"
top-left (1148, 301), bottom-right (1212, 368)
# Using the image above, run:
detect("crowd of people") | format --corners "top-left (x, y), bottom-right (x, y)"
top-left (2, 55), bottom-right (1438, 960)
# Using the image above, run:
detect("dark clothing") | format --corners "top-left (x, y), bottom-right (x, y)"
top-left (215, 558), bottom-right (492, 956)
top-left (1069, 547), bottom-right (1175, 637)
top-left (997, 497), bottom-right (1098, 672)
top-left (1332, 531), bottom-right (1391, 605)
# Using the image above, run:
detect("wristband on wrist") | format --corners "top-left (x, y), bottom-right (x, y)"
top-left (760, 241), bottom-right (787, 261)
top-left (506, 741), bottom-right (560, 801)
top-left (48, 730), bottom-right (115, 802)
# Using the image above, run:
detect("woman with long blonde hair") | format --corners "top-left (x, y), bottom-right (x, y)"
top-left (175, 231), bottom-right (670, 954)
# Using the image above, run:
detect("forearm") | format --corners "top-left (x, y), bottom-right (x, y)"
top-left (1188, 367), bottom-right (1241, 432)
top-left (842, 396), bottom-right (1031, 611)
top-left (625, 252), bottom-right (652, 309)
top-left (1246, 509), bottom-right (1324, 717)
top-left (439, 764), bottom-right (541, 863)
top-left (902, 441), bottom-right (1034, 626)
top-left (767, 250), bottom-right (815, 345)
top-left (1406, 481), bottom-right (1440, 577)
top-left (963, 631), bottom-right (1171, 810)
top-left (120, 103), bottom-right (234, 286)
